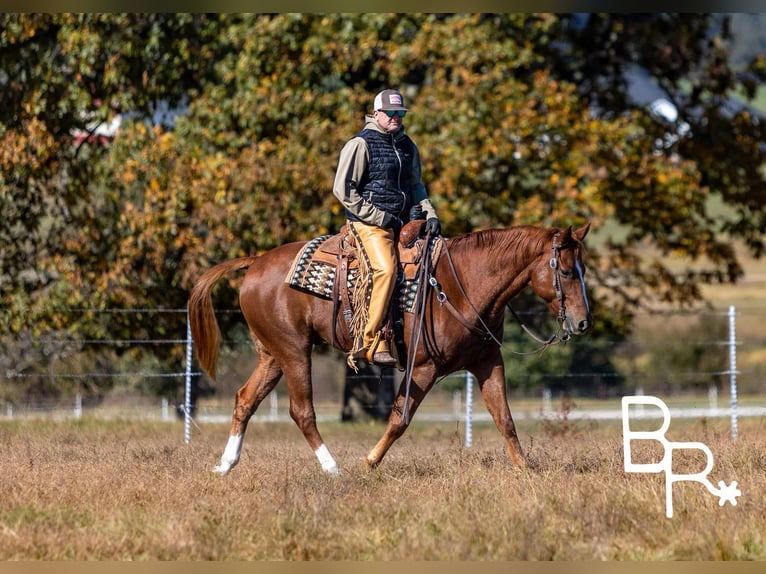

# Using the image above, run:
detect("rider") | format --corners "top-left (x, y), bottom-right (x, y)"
top-left (333, 88), bottom-right (441, 367)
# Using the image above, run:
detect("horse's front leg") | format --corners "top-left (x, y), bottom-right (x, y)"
top-left (365, 369), bottom-right (433, 468)
top-left (474, 356), bottom-right (527, 467)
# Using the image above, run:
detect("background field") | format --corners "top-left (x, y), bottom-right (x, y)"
top-left (0, 415), bottom-right (763, 560)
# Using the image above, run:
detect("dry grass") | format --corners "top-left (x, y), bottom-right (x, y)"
top-left (1, 416), bottom-right (764, 560)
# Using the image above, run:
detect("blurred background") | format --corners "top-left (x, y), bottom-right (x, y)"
top-left (2, 14), bottom-right (765, 421)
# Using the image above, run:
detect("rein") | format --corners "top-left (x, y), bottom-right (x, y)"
top-left (401, 230), bottom-right (571, 421)
top-left (401, 229), bottom-right (435, 424)
top-left (429, 231), bottom-right (571, 356)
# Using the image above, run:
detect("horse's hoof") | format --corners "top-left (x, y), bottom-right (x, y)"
top-left (213, 463), bottom-right (232, 475)
top-left (321, 462), bottom-right (340, 475)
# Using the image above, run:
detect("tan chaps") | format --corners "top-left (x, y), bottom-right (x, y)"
top-left (348, 220), bottom-right (397, 351)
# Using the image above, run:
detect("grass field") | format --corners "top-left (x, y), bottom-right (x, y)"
top-left (1, 415), bottom-right (763, 560)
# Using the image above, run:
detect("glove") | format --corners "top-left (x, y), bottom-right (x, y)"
top-left (409, 204), bottom-right (425, 221)
top-left (386, 215), bottom-right (403, 232)
top-left (424, 217), bottom-right (441, 236)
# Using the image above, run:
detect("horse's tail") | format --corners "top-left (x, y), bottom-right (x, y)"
top-left (188, 256), bottom-right (259, 381)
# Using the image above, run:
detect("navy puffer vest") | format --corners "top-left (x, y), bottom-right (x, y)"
top-left (347, 129), bottom-right (415, 221)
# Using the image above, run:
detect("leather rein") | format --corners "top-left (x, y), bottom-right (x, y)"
top-left (423, 231), bottom-right (572, 357)
top-left (401, 230), bottom-right (571, 423)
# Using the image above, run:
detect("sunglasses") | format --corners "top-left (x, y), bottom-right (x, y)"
top-left (382, 110), bottom-right (406, 118)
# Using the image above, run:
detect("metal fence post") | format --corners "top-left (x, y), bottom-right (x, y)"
top-left (184, 309), bottom-right (193, 444)
top-left (270, 392), bottom-right (278, 422)
top-left (729, 305), bottom-right (738, 440)
top-left (465, 371), bottom-right (473, 448)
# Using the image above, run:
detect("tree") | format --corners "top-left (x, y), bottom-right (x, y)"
top-left (3, 14), bottom-right (766, 402)
top-left (0, 14), bottom-right (224, 400)
top-left (552, 14), bottom-right (766, 309)
top-left (1, 13), bottom-right (223, 331)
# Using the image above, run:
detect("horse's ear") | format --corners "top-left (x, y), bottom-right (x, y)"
top-left (559, 226), bottom-right (573, 244)
top-left (574, 221), bottom-right (591, 242)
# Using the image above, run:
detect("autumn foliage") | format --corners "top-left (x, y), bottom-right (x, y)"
top-left (2, 14), bottom-right (765, 399)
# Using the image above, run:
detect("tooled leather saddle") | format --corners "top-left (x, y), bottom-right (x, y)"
top-left (284, 219), bottom-right (442, 353)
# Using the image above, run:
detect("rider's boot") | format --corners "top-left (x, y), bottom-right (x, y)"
top-left (366, 333), bottom-right (397, 367)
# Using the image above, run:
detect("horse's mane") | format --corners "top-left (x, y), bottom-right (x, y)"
top-left (445, 226), bottom-right (557, 264)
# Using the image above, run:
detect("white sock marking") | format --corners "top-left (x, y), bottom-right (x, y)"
top-left (315, 444), bottom-right (340, 474)
top-left (214, 434), bottom-right (243, 475)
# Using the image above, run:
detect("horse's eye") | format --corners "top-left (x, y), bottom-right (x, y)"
top-left (560, 268), bottom-right (573, 278)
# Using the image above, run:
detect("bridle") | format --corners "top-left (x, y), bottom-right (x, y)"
top-left (548, 231), bottom-right (569, 333)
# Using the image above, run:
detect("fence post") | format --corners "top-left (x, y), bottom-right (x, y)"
top-left (465, 371), bottom-right (474, 448)
top-left (269, 392), bottom-right (278, 421)
top-left (542, 387), bottom-right (552, 414)
top-left (728, 305), bottom-right (738, 440)
top-left (74, 393), bottom-right (82, 419)
top-left (184, 309), bottom-right (194, 444)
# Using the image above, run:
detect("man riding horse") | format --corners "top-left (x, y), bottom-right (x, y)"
top-left (332, 89), bottom-right (441, 367)
top-left (189, 89), bottom-right (593, 476)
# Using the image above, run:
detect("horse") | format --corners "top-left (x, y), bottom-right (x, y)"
top-left (188, 222), bottom-right (592, 475)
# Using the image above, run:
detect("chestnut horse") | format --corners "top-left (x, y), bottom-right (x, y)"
top-left (188, 223), bottom-right (591, 475)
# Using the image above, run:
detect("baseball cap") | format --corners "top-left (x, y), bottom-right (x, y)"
top-left (373, 89), bottom-right (408, 111)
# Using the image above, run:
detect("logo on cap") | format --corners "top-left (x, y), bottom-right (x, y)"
top-left (374, 89), bottom-right (407, 111)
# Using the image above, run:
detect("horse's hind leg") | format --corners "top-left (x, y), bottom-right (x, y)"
top-left (280, 351), bottom-right (340, 474)
top-left (215, 342), bottom-right (283, 475)
top-left (474, 356), bottom-right (527, 467)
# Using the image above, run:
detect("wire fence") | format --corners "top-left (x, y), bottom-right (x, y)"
top-left (2, 304), bottom-right (766, 432)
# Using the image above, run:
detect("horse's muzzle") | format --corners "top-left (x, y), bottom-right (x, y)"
top-left (565, 314), bottom-right (591, 336)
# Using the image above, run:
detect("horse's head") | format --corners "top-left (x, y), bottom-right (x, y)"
top-left (530, 223), bottom-right (592, 338)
